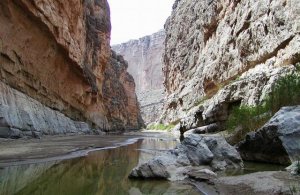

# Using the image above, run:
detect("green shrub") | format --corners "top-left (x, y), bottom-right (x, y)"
top-left (227, 64), bottom-right (300, 142)
top-left (147, 124), bottom-right (175, 131)
top-left (226, 105), bottom-right (271, 141)
top-left (267, 71), bottom-right (300, 114)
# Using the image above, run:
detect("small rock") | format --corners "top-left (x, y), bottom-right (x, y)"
top-left (187, 168), bottom-right (217, 182)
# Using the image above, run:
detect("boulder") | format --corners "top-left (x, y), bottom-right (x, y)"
top-left (129, 156), bottom-right (172, 179)
top-left (129, 134), bottom-right (243, 180)
top-left (186, 168), bottom-right (217, 182)
top-left (238, 106), bottom-right (300, 165)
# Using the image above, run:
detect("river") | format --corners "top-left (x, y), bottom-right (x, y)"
top-left (0, 133), bottom-right (287, 195)
top-left (0, 134), bottom-right (200, 195)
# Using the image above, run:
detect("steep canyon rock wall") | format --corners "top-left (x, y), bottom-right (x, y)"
top-left (161, 0), bottom-right (300, 128)
top-left (0, 0), bottom-right (142, 137)
top-left (113, 31), bottom-right (165, 124)
top-left (112, 30), bottom-right (165, 93)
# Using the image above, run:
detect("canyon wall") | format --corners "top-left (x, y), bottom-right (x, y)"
top-left (161, 0), bottom-right (300, 128)
top-left (112, 30), bottom-right (165, 93)
top-left (0, 0), bottom-right (142, 137)
top-left (113, 30), bottom-right (165, 124)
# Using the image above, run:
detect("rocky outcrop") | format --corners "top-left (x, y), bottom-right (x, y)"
top-left (0, 0), bottom-right (142, 137)
top-left (129, 134), bottom-right (243, 180)
top-left (161, 0), bottom-right (300, 125)
top-left (112, 30), bottom-right (166, 124)
top-left (238, 106), bottom-right (300, 165)
top-left (112, 30), bottom-right (165, 93)
top-left (177, 65), bottom-right (294, 134)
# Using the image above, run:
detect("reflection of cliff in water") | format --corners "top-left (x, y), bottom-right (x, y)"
top-left (137, 137), bottom-right (178, 165)
top-left (0, 161), bottom-right (56, 195)
top-left (0, 138), bottom-right (198, 195)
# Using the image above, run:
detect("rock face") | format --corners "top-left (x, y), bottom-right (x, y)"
top-left (238, 106), bottom-right (300, 165)
top-left (137, 89), bottom-right (165, 124)
top-left (129, 134), bottom-right (243, 180)
top-left (0, 0), bottom-right (142, 137)
top-left (112, 30), bottom-right (165, 93)
top-left (161, 0), bottom-right (300, 125)
top-left (112, 30), bottom-right (166, 124)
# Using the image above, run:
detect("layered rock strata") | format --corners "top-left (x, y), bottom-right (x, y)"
top-left (161, 0), bottom-right (300, 127)
top-left (0, 0), bottom-right (142, 137)
top-left (113, 30), bottom-right (166, 124)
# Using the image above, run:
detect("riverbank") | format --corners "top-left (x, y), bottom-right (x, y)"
top-left (0, 134), bottom-right (141, 166)
top-left (0, 131), bottom-right (177, 166)
top-left (0, 132), bottom-right (299, 195)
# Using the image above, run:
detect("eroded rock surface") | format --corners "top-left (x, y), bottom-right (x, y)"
top-left (0, 0), bottom-right (142, 137)
top-left (238, 106), bottom-right (300, 165)
top-left (175, 65), bottom-right (294, 135)
top-left (161, 0), bottom-right (300, 125)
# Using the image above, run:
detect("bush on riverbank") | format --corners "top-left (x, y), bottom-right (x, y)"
top-left (226, 105), bottom-right (271, 143)
top-left (227, 64), bottom-right (300, 143)
top-left (267, 70), bottom-right (300, 114)
top-left (147, 123), bottom-right (175, 131)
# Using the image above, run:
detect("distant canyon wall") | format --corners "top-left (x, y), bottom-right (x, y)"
top-left (113, 30), bottom-right (165, 124)
top-left (112, 30), bottom-right (165, 93)
top-left (0, 0), bottom-right (142, 137)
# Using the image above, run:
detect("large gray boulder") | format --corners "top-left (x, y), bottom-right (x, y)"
top-left (129, 134), bottom-right (243, 180)
top-left (238, 106), bottom-right (300, 165)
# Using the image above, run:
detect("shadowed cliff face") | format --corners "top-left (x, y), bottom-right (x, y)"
top-left (0, 0), bottom-right (142, 136)
top-left (161, 0), bottom-right (300, 123)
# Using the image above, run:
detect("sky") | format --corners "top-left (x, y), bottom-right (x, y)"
top-left (108, 0), bottom-right (174, 45)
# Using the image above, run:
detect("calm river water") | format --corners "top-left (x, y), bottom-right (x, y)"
top-left (0, 135), bottom-right (200, 195)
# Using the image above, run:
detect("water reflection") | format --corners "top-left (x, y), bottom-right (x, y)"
top-left (0, 138), bottom-right (198, 195)
top-left (222, 161), bottom-right (286, 176)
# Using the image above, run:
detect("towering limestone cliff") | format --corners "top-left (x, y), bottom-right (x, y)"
top-left (161, 0), bottom-right (300, 129)
top-left (0, 0), bottom-right (142, 138)
top-left (113, 30), bottom-right (165, 124)
top-left (112, 30), bottom-right (165, 93)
